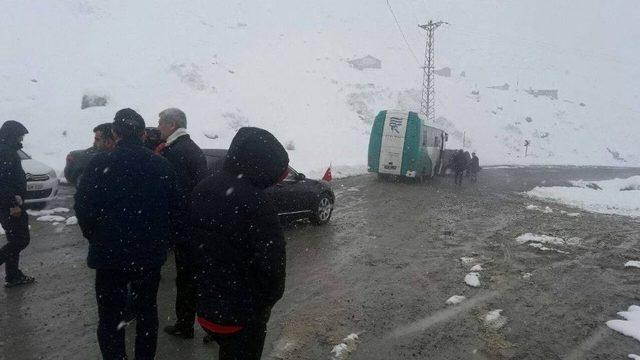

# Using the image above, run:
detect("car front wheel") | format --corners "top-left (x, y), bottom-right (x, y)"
top-left (310, 193), bottom-right (333, 225)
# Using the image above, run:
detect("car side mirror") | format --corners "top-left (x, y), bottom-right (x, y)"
top-left (295, 173), bottom-right (306, 181)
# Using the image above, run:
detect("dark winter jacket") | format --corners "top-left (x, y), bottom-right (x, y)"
top-left (0, 121), bottom-right (28, 209)
top-left (190, 127), bottom-right (289, 326)
top-left (452, 151), bottom-right (468, 172)
top-left (469, 155), bottom-right (480, 173)
top-left (158, 133), bottom-right (207, 240)
top-left (74, 137), bottom-right (178, 271)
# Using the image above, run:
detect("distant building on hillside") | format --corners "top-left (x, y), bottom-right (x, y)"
top-left (525, 88), bottom-right (558, 100)
top-left (434, 67), bottom-right (451, 77)
top-left (488, 83), bottom-right (510, 91)
top-left (348, 55), bottom-right (382, 70)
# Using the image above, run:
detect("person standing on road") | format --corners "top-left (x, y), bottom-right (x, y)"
top-left (469, 152), bottom-right (480, 183)
top-left (75, 108), bottom-right (177, 360)
top-left (452, 149), bottom-right (467, 186)
top-left (156, 108), bottom-right (208, 340)
top-left (0, 120), bottom-right (35, 288)
top-left (191, 127), bottom-right (289, 360)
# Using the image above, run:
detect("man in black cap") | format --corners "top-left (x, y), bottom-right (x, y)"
top-left (75, 108), bottom-right (177, 360)
top-left (0, 120), bottom-right (35, 288)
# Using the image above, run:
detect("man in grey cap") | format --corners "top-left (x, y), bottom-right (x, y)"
top-left (75, 108), bottom-right (178, 360)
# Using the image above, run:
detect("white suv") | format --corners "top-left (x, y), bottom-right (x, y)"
top-left (19, 150), bottom-right (59, 209)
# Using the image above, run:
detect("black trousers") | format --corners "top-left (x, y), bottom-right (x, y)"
top-left (470, 170), bottom-right (478, 182)
top-left (95, 268), bottom-right (161, 360)
top-left (174, 242), bottom-right (197, 330)
top-left (0, 209), bottom-right (30, 281)
top-left (204, 309), bottom-right (271, 360)
top-left (454, 170), bottom-right (464, 185)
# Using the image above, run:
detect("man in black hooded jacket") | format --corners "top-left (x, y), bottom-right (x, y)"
top-left (0, 120), bottom-right (35, 287)
top-left (190, 127), bottom-right (289, 360)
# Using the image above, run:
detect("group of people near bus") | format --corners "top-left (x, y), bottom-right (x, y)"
top-left (0, 108), bottom-right (289, 360)
top-left (450, 149), bottom-right (480, 186)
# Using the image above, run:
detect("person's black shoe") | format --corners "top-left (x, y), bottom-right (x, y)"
top-left (164, 325), bottom-right (194, 339)
top-left (5, 274), bottom-right (36, 288)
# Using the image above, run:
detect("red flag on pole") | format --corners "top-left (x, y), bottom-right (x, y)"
top-left (322, 165), bottom-right (332, 182)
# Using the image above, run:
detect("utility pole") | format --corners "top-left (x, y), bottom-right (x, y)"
top-left (419, 20), bottom-right (447, 122)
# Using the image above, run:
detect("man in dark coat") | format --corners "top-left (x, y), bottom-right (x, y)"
top-left (452, 149), bottom-right (467, 186)
top-left (156, 108), bottom-right (208, 339)
top-left (75, 108), bottom-right (177, 360)
top-left (190, 127), bottom-right (289, 360)
top-left (0, 120), bottom-right (35, 288)
top-left (469, 152), bottom-right (480, 182)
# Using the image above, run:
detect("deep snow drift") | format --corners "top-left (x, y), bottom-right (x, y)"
top-left (1, 1), bottom-right (639, 178)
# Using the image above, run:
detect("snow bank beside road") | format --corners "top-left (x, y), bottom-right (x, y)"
top-left (527, 176), bottom-right (640, 217)
top-left (607, 305), bottom-right (640, 343)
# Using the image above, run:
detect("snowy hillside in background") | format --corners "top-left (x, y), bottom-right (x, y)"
top-left (1, 1), bottom-right (639, 178)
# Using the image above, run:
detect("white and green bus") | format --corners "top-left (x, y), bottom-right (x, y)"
top-left (367, 110), bottom-right (447, 181)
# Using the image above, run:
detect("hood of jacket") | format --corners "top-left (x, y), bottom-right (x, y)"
top-left (0, 120), bottom-right (28, 149)
top-left (223, 127), bottom-right (289, 189)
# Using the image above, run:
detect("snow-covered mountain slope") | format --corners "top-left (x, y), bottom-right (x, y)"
top-left (1, 1), bottom-right (638, 178)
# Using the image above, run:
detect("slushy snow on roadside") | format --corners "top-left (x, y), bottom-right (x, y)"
top-left (625, 261), bottom-right (640, 269)
top-left (37, 215), bottom-right (67, 222)
top-left (607, 305), bottom-right (640, 343)
top-left (446, 295), bottom-right (466, 305)
top-left (484, 309), bottom-right (508, 330)
top-left (516, 233), bottom-right (566, 246)
top-left (527, 176), bottom-right (640, 217)
top-left (465, 272), bottom-right (481, 287)
top-left (330, 333), bottom-right (359, 360)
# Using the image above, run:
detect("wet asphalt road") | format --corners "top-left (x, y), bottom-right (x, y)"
top-left (2, 166), bottom-right (640, 360)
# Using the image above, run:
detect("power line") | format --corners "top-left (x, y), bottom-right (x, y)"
top-left (385, 0), bottom-right (421, 67)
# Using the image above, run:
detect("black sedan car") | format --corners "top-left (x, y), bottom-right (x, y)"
top-left (64, 144), bottom-right (335, 225)
top-left (203, 149), bottom-right (334, 225)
